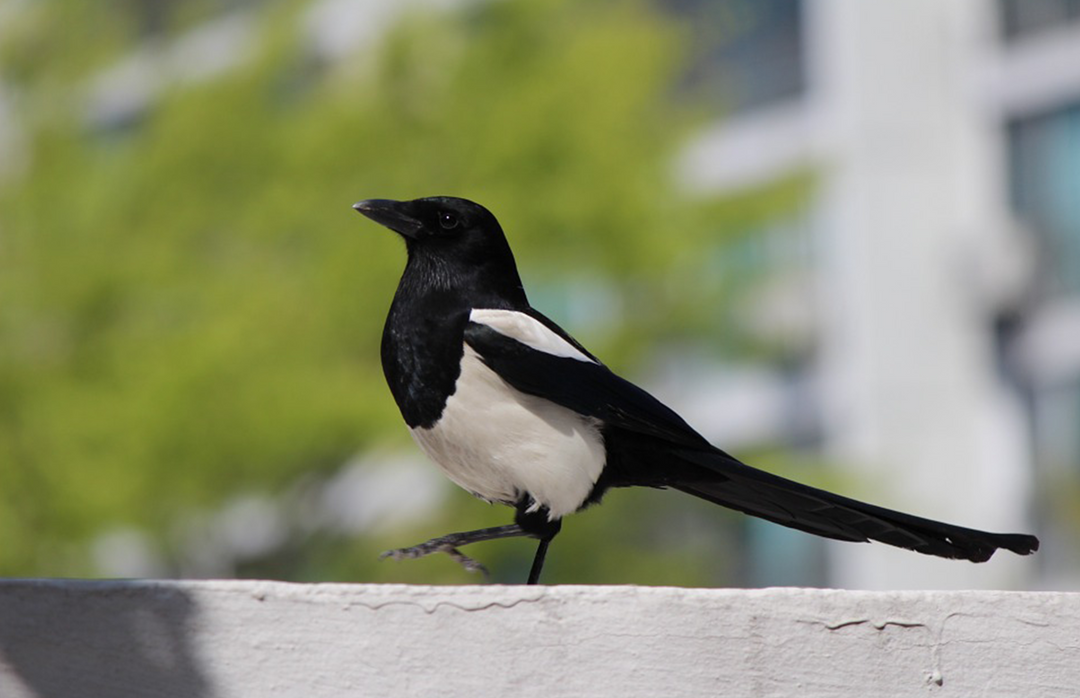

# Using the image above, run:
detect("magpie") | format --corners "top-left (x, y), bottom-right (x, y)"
top-left (354, 195), bottom-right (1040, 585)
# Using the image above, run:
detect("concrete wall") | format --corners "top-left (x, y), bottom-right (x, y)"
top-left (1, 580), bottom-right (1076, 697)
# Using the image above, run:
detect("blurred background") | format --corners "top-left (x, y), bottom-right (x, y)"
top-left (1, 0), bottom-right (1078, 590)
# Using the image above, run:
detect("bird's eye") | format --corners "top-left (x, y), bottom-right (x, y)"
top-left (438, 211), bottom-right (459, 230)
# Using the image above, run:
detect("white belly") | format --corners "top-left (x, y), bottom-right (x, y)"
top-left (410, 346), bottom-right (605, 519)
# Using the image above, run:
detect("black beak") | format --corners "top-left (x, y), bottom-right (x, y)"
top-left (353, 199), bottom-right (423, 239)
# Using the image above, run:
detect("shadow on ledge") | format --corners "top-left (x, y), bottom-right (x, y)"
top-left (0, 579), bottom-right (214, 698)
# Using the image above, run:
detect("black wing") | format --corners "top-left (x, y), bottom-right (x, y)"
top-left (464, 317), bottom-right (711, 450)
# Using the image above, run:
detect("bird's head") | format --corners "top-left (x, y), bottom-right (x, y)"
top-left (353, 196), bottom-right (526, 305)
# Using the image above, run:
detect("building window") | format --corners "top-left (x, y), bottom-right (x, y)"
top-left (999, 0), bottom-right (1080, 41)
top-left (1008, 103), bottom-right (1080, 297)
top-left (664, 0), bottom-right (805, 114)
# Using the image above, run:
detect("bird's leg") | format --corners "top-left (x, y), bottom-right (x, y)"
top-left (526, 536), bottom-right (553, 585)
top-left (380, 524), bottom-right (531, 579)
top-left (516, 507), bottom-right (562, 585)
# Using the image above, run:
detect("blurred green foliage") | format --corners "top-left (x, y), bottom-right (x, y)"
top-left (0, 0), bottom-right (810, 582)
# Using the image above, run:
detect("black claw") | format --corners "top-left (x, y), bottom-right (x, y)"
top-left (445, 548), bottom-right (491, 580)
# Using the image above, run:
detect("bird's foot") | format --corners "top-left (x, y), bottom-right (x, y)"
top-left (380, 538), bottom-right (491, 579)
top-left (379, 524), bottom-right (530, 580)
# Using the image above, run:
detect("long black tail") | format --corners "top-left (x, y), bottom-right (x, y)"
top-left (671, 448), bottom-right (1038, 562)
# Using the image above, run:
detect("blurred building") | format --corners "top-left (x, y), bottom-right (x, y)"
top-left (672, 0), bottom-right (1080, 589)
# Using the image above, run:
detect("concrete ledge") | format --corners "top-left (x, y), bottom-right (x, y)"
top-left (1, 580), bottom-right (1077, 697)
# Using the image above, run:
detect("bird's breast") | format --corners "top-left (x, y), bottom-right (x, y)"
top-left (409, 345), bottom-right (605, 519)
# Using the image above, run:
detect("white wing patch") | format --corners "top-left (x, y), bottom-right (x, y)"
top-left (410, 345), bottom-right (605, 519)
top-left (469, 308), bottom-right (596, 363)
